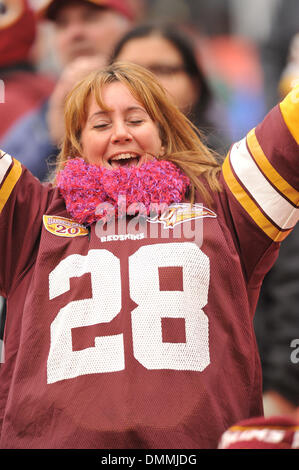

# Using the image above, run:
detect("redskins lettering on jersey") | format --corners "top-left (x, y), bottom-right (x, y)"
top-left (0, 89), bottom-right (298, 449)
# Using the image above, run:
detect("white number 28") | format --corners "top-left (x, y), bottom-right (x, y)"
top-left (47, 243), bottom-right (210, 384)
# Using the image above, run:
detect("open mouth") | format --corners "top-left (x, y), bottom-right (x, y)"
top-left (108, 153), bottom-right (141, 168)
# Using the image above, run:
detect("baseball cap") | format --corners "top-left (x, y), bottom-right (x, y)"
top-left (42, 0), bottom-right (134, 21)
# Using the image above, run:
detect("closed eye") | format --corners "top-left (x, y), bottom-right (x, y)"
top-left (129, 120), bottom-right (144, 125)
top-left (93, 123), bottom-right (110, 129)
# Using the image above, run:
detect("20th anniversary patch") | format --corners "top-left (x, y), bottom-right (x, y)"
top-left (43, 215), bottom-right (89, 238)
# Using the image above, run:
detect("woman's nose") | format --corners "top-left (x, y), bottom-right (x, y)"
top-left (111, 122), bottom-right (132, 144)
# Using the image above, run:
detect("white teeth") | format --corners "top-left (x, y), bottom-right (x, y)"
top-left (110, 153), bottom-right (139, 161)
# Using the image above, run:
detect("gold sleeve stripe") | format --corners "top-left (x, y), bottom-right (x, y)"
top-left (222, 156), bottom-right (291, 242)
top-left (229, 425), bottom-right (299, 432)
top-left (247, 128), bottom-right (299, 207)
top-left (0, 158), bottom-right (22, 212)
top-left (279, 85), bottom-right (299, 145)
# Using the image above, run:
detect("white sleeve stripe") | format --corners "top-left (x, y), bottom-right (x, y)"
top-left (0, 152), bottom-right (13, 185)
top-left (230, 138), bottom-right (299, 230)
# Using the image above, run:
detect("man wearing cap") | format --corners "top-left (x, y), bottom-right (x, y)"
top-left (44, 0), bottom-right (134, 67)
top-left (1, 0), bottom-right (135, 181)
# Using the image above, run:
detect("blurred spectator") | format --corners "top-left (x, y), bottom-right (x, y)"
top-left (1, 0), bottom-right (135, 181)
top-left (0, 0), bottom-right (55, 140)
top-left (41, 0), bottom-right (134, 69)
top-left (111, 22), bottom-right (230, 157)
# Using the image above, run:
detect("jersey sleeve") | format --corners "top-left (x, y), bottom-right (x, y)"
top-left (0, 150), bottom-right (53, 297)
top-left (218, 415), bottom-right (299, 449)
top-left (220, 85), bottom-right (299, 285)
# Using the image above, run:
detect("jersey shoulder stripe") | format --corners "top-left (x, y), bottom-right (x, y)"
top-left (229, 137), bottom-right (299, 230)
top-left (0, 151), bottom-right (22, 213)
top-left (247, 128), bottom-right (299, 206)
top-left (222, 155), bottom-right (292, 242)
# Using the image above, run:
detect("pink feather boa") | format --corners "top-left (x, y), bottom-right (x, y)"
top-left (57, 158), bottom-right (190, 224)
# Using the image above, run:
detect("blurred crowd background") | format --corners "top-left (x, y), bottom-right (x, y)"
top-left (1, 0), bottom-right (299, 424)
top-left (32, 0), bottom-right (299, 136)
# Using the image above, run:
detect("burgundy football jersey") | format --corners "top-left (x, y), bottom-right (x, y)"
top-left (0, 89), bottom-right (298, 449)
